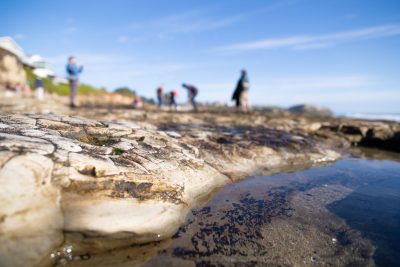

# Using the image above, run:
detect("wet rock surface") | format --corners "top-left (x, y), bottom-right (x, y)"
top-left (140, 158), bottom-right (400, 267)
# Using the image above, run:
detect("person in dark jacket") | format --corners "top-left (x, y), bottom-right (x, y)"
top-left (66, 56), bottom-right (83, 108)
top-left (169, 90), bottom-right (178, 110)
top-left (232, 69), bottom-right (250, 112)
top-left (182, 83), bottom-right (198, 112)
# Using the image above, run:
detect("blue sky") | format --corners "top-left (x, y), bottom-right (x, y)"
top-left (1, 0), bottom-right (400, 113)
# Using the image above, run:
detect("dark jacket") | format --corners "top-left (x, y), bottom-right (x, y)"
top-left (183, 84), bottom-right (198, 98)
top-left (35, 79), bottom-right (43, 88)
top-left (232, 74), bottom-right (249, 100)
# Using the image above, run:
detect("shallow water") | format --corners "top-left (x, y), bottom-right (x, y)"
top-left (61, 150), bottom-right (400, 267)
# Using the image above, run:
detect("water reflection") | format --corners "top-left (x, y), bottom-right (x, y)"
top-left (144, 158), bottom-right (400, 266)
top-left (328, 163), bottom-right (400, 266)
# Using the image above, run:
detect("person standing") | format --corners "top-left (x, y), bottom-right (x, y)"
top-left (156, 85), bottom-right (163, 109)
top-left (232, 69), bottom-right (250, 112)
top-left (169, 90), bottom-right (178, 111)
top-left (182, 83), bottom-right (198, 112)
top-left (34, 78), bottom-right (44, 101)
top-left (66, 56), bottom-right (83, 108)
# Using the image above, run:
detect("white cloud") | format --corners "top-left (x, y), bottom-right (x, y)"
top-left (64, 18), bottom-right (77, 35)
top-left (156, 33), bottom-right (173, 40)
top-left (118, 35), bottom-right (128, 43)
top-left (14, 33), bottom-right (24, 40)
top-left (117, 35), bottom-right (146, 44)
top-left (129, 9), bottom-right (243, 39)
top-left (124, 63), bottom-right (188, 77)
top-left (219, 24), bottom-right (400, 52)
top-left (164, 14), bottom-right (243, 34)
top-left (65, 17), bottom-right (75, 24)
top-left (66, 26), bottom-right (77, 34)
top-left (292, 42), bottom-right (331, 50)
top-left (124, 1), bottom-right (301, 41)
top-left (262, 75), bottom-right (372, 90)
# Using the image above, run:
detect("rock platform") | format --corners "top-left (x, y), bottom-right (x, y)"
top-left (0, 103), bottom-right (399, 266)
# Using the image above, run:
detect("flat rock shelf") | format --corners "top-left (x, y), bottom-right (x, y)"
top-left (0, 109), bottom-right (399, 267)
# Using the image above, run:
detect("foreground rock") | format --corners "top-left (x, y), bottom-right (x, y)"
top-left (0, 112), bottom-right (342, 266)
top-left (0, 152), bottom-right (63, 267)
top-left (1, 105), bottom-right (399, 266)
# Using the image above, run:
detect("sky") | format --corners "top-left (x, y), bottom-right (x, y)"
top-left (1, 0), bottom-right (400, 113)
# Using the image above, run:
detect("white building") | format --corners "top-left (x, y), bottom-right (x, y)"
top-left (26, 54), bottom-right (55, 78)
top-left (0, 36), bottom-right (64, 88)
top-left (0, 37), bottom-right (57, 78)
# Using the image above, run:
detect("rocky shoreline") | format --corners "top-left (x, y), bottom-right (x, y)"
top-left (0, 107), bottom-right (399, 266)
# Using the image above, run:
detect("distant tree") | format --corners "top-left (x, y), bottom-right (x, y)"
top-left (141, 96), bottom-right (155, 104)
top-left (114, 87), bottom-right (136, 97)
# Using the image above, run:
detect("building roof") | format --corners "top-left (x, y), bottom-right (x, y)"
top-left (0, 36), bottom-right (55, 77)
top-left (0, 36), bottom-right (25, 59)
top-left (29, 54), bottom-right (44, 63)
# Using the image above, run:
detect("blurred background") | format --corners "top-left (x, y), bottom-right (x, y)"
top-left (1, 0), bottom-right (399, 115)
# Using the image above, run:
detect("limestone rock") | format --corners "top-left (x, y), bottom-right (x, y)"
top-left (42, 135), bottom-right (83, 153)
top-left (68, 152), bottom-right (119, 177)
top-left (0, 153), bottom-right (63, 267)
top-left (0, 132), bottom-right (55, 155)
top-left (0, 109), bottom-right (397, 266)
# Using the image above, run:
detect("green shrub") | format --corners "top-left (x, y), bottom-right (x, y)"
top-left (114, 87), bottom-right (136, 97)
